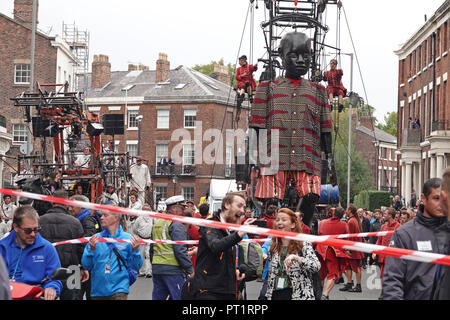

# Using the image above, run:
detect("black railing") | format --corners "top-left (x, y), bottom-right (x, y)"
top-left (431, 120), bottom-right (449, 132)
top-left (380, 186), bottom-right (398, 196)
top-left (150, 164), bottom-right (197, 177)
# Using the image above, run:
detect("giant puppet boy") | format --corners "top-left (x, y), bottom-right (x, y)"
top-left (249, 32), bottom-right (337, 227)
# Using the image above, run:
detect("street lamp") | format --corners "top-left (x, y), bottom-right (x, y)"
top-left (136, 115), bottom-right (143, 156)
top-left (172, 175), bottom-right (178, 195)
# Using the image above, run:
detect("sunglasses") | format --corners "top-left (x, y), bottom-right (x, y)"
top-left (18, 226), bottom-right (41, 235)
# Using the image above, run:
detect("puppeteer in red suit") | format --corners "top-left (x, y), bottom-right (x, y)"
top-left (236, 55), bottom-right (258, 107)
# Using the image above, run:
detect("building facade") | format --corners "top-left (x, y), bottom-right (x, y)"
top-left (352, 110), bottom-right (398, 195)
top-left (83, 53), bottom-right (246, 205)
top-left (395, 1), bottom-right (449, 206)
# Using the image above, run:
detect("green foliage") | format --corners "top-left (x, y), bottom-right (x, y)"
top-left (376, 112), bottom-right (398, 137)
top-left (192, 59), bottom-right (236, 88)
top-left (354, 190), bottom-right (391, 211)
top-left (331, 111), bottom-right (375, 205)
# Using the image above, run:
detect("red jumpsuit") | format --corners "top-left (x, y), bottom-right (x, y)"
top-left (316, 216), bottom-right (351, 281)
top-left (376, 220), bottom-right (401, 277)
top-left (236, 64), bottom-right (257, 91)
top-left (187, 225), bottom-right (200, 269)
top-left (323, 69), bottom-right (346, 97)
top-left (345, 216), bottom-right (365, 272)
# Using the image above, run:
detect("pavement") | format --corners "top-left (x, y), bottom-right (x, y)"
top-left (128, 264), bottom-right (382, 300)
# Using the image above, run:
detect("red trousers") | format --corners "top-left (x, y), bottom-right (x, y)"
top-left (319, 247), bottom-right (347, 281)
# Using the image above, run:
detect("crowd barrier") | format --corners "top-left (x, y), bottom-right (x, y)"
top-left (1, 188), bottom-right (449, 267)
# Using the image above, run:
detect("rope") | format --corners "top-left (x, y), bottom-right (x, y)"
top-left (209, 2), bottom-right (252, 180)
top-left (341, 5), bottom-right (392, 193)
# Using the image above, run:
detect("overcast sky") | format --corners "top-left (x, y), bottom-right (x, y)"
top-left (0, 0), bottom-right (445, 123)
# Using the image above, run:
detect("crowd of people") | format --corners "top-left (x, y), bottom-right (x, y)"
top-left (0, 166), bottom-right (449, 300)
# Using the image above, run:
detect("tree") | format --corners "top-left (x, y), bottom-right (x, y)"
top-left (331, 111), bottom-right (375, 205)
top-left (192, 59), bottom-right (236, 88)
top-left (376, 112), bottom-right (398, 137)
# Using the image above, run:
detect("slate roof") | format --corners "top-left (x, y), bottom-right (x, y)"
top-left (80, 65), bottom-right (238, 106)
top-left (356, 125), bottom-right (397, 144)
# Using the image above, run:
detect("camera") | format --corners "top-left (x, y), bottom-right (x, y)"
top-left (251, 220), bottom-right (267, 228)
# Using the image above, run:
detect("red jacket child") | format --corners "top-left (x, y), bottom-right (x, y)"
top-left (236, 56), bottom-right (257, 91)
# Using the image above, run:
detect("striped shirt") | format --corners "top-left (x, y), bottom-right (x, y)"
top-left (249, 77), bottom-right (332, 175)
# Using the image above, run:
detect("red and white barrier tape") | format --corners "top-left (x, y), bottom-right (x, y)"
top-left (328, 230), bottom-right (394, 239)
top-left (52, 237), bottom-right (272, 247)
top-left (2, 188), bottom-right (450, 267)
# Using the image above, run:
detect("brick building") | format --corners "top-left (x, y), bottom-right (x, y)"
top-left (353, 111), bottom-right (398, 195)
top-left (82, 53), bottom-right (246, 205)
top-left (395, 1), bottom-right (449, 206)
top-left (0, 0), bottom-right (77, 186)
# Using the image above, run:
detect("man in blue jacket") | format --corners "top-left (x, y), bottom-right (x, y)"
top-left (0, 205), bottom-right (62, 300)
top-left (82, 210), bottom-right (142, 300)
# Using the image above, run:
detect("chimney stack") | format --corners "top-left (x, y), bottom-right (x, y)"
top-left (212, 64), bottom-right (230, 86)
top-left (91, 54), bottom-right (111, 89)
top-left (128, 63), bottom-right (149, 71)
top-left (14, 0), bottom-right (38, 27)
top-left (358, 111), bottom-right (375, 130)
top-left (156, 53), bottom-right (170, 83)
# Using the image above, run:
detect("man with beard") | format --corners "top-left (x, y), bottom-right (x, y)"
top-left (383, 178), bottom-right (447, 300)
top-left (191, 193), bottom-right (256, 300)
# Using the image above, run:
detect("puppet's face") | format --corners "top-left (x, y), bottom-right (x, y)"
top-left (280, 33), bottom-right (311, 78)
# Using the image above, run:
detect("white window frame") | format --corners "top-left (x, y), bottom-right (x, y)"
top-left (13, 124), bottom-right (28, 145)
top-left (128, 110), bottom-right (139, 129)
top-left (15, 64), bottom-right (31, 84)
top-left (156, 144), bottom-right (169, 174)
top-left (126, 143), bottom-right (138, 158)
top-left (182, 143), bottom-right (195, 166)
top-left (157, 109), bottom-right (170, 129)
top-left (182, 186), bottom-right (195, 201)
top-left (184, 109), bottom-right (197, 129)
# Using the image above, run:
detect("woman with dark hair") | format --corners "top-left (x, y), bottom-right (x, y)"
top-left (265, 208), bottom-right (320, 300)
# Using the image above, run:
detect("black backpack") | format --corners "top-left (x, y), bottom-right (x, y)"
top-left (92, 211), bottom-right (103, 232)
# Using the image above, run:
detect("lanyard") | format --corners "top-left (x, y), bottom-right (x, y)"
top-left (11, 248), bottom-right (23, 281)
top-left (435, 265), bottom-right (441, 281)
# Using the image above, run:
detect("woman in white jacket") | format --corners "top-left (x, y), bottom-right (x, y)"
top-left (133, 204), bottom-right (153, 277)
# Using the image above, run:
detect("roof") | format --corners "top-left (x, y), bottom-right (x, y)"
top-left (0, 12), bottom-right (55, 41)
top-left (356, 125), bottom-right (397, 144)
top-left (79, 65), bottom-right (238, 106)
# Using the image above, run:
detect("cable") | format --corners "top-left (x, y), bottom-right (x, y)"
top-left (209, 1), bottom-right (252, 180)
top-left (342, 5), bottom-right (392, 192)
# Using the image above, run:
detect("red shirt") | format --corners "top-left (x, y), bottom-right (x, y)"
top-left (302, 223), bottom-right (310, 234)
top-left (316, 217), bottom-right (350, 259)
top-left (346, 216), bottom-right (365, 260)
top-left (323, 69), bottom-right (345, 90)
top-left (194, 212), bottom-right (205, 219)
top-left (376, 220), bottom-right (401, 264)
top-left (236, 64), bottom-right (257, 90)
top-left (187, 225), bottom-right (200, 269)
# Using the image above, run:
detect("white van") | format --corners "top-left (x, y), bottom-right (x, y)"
top-left (208, 179), bottom-right (239, 214)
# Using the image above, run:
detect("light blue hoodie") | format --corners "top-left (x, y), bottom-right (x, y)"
top-left (81, 224), bottom-right (143, 297)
